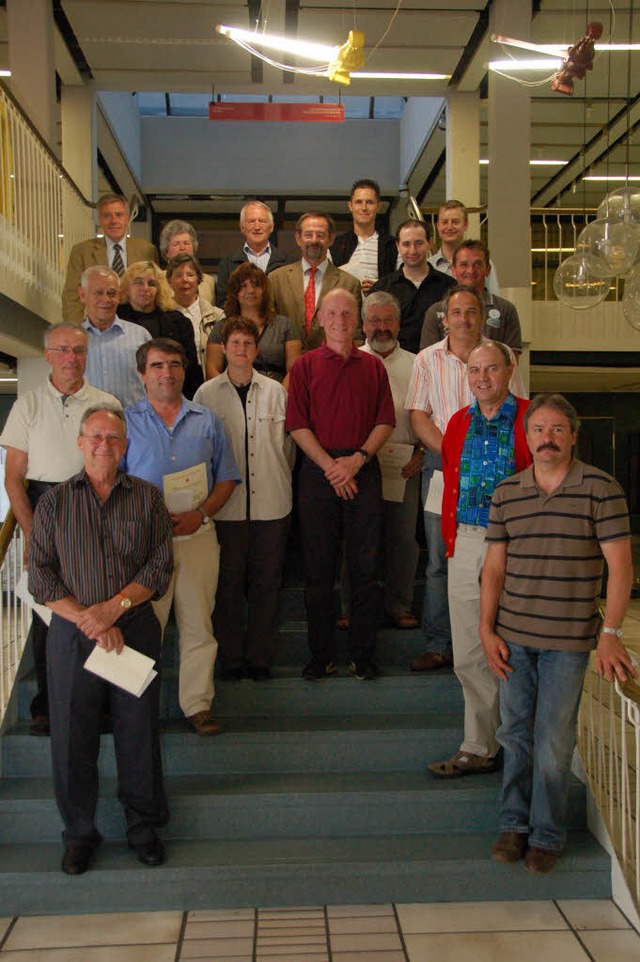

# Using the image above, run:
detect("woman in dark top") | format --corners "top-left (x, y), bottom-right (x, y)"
top-left (119, 260), bottom-right (203, 399)
top-left (206, 263), bottom-right (301, 386)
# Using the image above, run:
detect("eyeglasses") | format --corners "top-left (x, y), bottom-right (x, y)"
top-left (47, 346), bottom-right (88, 356)
top-left (82, 433), bottom-right (125, 444)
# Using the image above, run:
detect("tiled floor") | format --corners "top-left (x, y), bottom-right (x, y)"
top-left (0, 901), bottom-right (638, 961)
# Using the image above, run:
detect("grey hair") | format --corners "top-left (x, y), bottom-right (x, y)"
top-left (523, 394), bottom-right (580, 434)
top-left (80, 265), bottom-right (119, 291)
top-left (240, 201), bottom-right (274, 229)
top-left (362, 291), bottom-right (401, 323)
top-left (96, 193), bottom-right (129, 215)
top-left (467, 339), bottom-right (513, 367)
top-left (158, 219), bottom-right (198, 258)
top-left (79, 405), bottom-right (126, 433)
top-left (44, 323), bottom-right (88, 348)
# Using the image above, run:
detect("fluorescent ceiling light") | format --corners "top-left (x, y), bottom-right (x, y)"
top-left (480, 159), bottom-right (567, 166)
top-left (492, 34), bottom-right (640, 57)
top-left (352, 71), bottom-right (448, 80)
top-left (489, 58), bottom-right (562, 72)
top-left (216, 24), bottom-right (336, 61)
top-left (0, 70), bottom-right (11, 77)
top-left (583, 175), bottom-right (640, 182)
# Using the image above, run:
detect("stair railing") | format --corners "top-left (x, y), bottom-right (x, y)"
top-left (0, 510), bottom-right (29, 729)
top-left (577, 660), bottom-right (640, 913)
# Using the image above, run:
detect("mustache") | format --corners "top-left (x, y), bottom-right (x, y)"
top-left (537, 442), bottom-right (560, 452)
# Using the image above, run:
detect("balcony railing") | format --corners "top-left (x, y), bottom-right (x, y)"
top-left (0, 79), bottom-right (93, 325)
top-left (578, 659), bottom-right (640, 913)
top-left (0, 512), bottom-right (28, 730)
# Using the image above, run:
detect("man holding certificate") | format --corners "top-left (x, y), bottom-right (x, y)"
top-left (28, 406), bottom-right (173, 876)
top-left (122, 338), bottom-right (239, 736)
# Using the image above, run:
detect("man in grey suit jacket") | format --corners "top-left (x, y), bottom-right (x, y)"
top-left (268, 212), bottom-right (361, 348)
top-left (216, 201), bottom-right (290, 308)
top-left (62, 194), bottom-right (158, 323)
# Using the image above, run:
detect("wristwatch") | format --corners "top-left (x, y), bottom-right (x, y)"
top-left (116, 592), bottom-right (132, 610)
top-left (358, 449), bottom-right (369, 462)
top-left (198, 507), bottom-right (211, 526)
top-left (600, 626), bottom-right (623, 638)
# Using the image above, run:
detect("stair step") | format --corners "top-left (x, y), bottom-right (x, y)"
top-left (0, 772), bottom-right (588, 843)
top-left (2, 714), bottom-right (464, 776)
top-left (0, 831), bottom-right (610, 917)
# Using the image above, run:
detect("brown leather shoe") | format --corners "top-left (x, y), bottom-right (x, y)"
top-left (187, 709), bottom-right (221, 736)
top-left (392, 612), bottom-right (419, 630)
top-left (491, 831), bottom-right (528, 863)
top-left (410, 651), bottom-right (453, 672)
top-left (525, 846), bottom-right (560, 875)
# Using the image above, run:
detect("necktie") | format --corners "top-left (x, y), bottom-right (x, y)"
top-left (304, 267), bottom-right (318, 333)
top-left (111, 243), bottom-right (125, 277)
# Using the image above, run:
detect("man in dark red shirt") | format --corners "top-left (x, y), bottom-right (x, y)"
top-left (286, 289), bottom-right (395, 680)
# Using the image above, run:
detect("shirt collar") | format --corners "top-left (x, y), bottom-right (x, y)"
top-left (469, 391), bottom-right (517, 424)
top-left (302, 257), bottom-right (329, 277)
top-left (82, 316), bottom-right (124, 335)
top-left (72, 467), bottom-right (132, 490)
top-left (319, 342), bottom-right (361, 361)
top-left (244, 242), bottom-right (270, 257)
top-left (518, 458), bottom-right (583, 491)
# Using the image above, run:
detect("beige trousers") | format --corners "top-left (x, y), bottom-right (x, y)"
top-left (448, 523), bottom-right (499, 758)
top-left (153, 523), bottom-right (219, 718)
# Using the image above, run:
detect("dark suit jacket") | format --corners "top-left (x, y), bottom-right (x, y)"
top-left (330, 228), bottom-right (398, 279)
top-left (268, 260), bottom-right (362, 349)
top-left (62, 236), bottom-right (158, 323)
top-left (216, 244), bottom-right (290, 308)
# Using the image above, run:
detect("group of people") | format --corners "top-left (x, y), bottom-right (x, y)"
top-left (1, 183), bottom-right (636, 881)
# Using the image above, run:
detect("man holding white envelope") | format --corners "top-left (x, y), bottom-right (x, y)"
top-left (28, 406), bottom-right (173, 876)
top-left (123, 338), bottom-right (239, 736)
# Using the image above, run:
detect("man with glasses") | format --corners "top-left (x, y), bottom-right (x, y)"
top-left (268, 212), bottom-right (361, 347)
top-left (0, 324), bottom-right (120, 736)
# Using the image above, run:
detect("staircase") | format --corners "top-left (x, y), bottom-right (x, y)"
top-left (0, 559), bottom-right (610, 916)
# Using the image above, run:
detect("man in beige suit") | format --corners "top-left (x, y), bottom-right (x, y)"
top-left (62, 194), bottom-right (158, 323)
top-left (268, 212), bottom-right (361, 348)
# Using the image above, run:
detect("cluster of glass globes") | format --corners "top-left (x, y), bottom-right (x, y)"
top-left (553, 186), bottom-right (640, 326)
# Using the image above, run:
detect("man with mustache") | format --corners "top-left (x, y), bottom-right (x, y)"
top-left (481, 393), bottom-right (637, 874)
top-left (268, 212), bottom-right (361, 348)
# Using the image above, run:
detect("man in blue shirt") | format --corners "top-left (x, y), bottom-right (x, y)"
top-left (428, 341), bottom-right (531, 779)
top-left (123, 338), bottom-right (240, 735)
top-left (80, 266), bottom-right (151, 408)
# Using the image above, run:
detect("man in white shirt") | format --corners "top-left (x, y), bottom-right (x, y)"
top-left (216, 201), bottom-right (290, 308)
top-left (62, 194), bottom-right (158, 323)
top-left (0, 323), bottom-right (120, 735)
top-left (330, 179), bottom-right (398, 295)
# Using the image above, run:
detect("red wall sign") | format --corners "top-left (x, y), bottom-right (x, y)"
top-left (208, 102), bottom-right (345, 122)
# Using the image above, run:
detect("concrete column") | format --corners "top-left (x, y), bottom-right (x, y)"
top-left (487, 0), bottom-right (532, 367)
top-left (61, 83), bottom-right (97, 200)
top-left (446, 90), bottom-right (481, 236)
top-left (6, 0), bottom-right (56, 148)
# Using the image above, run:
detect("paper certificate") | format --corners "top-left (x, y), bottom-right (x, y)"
top-left (15, 571), bottom-right (52, 626)
top-left (377, 442), bottom-right (413, 503)
top-left (163, 462), bottom-right (208, 513)
top-left (84, 644), bottom-right (157, 698)
top-left (424, 469), bottom-right (444, 515)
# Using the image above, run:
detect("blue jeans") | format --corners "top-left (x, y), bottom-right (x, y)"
top-left (497, 643), bottom-right (590, 852)
top-left (420, 450), bottom-right (451, 655)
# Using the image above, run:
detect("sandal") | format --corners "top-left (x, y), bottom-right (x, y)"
top-left (428, 751), bottom-right (498, 779)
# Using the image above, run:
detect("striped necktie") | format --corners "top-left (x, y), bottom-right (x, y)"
top-left (304, 267), bottom-right (318, 333)
top-left (111, 243), bottom-right (125, 277)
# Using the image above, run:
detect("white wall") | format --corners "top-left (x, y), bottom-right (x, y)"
top-left (141, 118), bottom-right (400, 193)
top-left (98, 91), bottom-right (142, 182)
top-left (399, 96), bottom-right (444, 187)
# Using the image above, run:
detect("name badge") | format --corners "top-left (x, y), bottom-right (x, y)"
top-left (487, 308), bottom-right (501, 328)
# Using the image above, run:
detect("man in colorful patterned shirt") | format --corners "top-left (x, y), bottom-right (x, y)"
top-left (428, 341), bottom-right (531, 779)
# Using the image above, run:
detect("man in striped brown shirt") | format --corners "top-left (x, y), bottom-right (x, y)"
top-left (480, 393), bottom-right (637, 875)
top-left (29, 406), bottom-right (173, 876)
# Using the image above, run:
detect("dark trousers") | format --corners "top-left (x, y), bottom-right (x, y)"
top-left (214, 514), bottom-right (291, 670)
top-left (47, 604), bottom-right (168, 850)
top-left (298, 455), bottom-right (383, 669)
top-left (26, 480), bottom-right (56, 718)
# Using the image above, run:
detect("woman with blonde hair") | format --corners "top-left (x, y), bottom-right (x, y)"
top-left (118, 260), bottom-right (202, 398)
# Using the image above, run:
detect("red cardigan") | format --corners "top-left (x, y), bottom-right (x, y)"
top-left (441, 396), bottom-right (532, 557)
